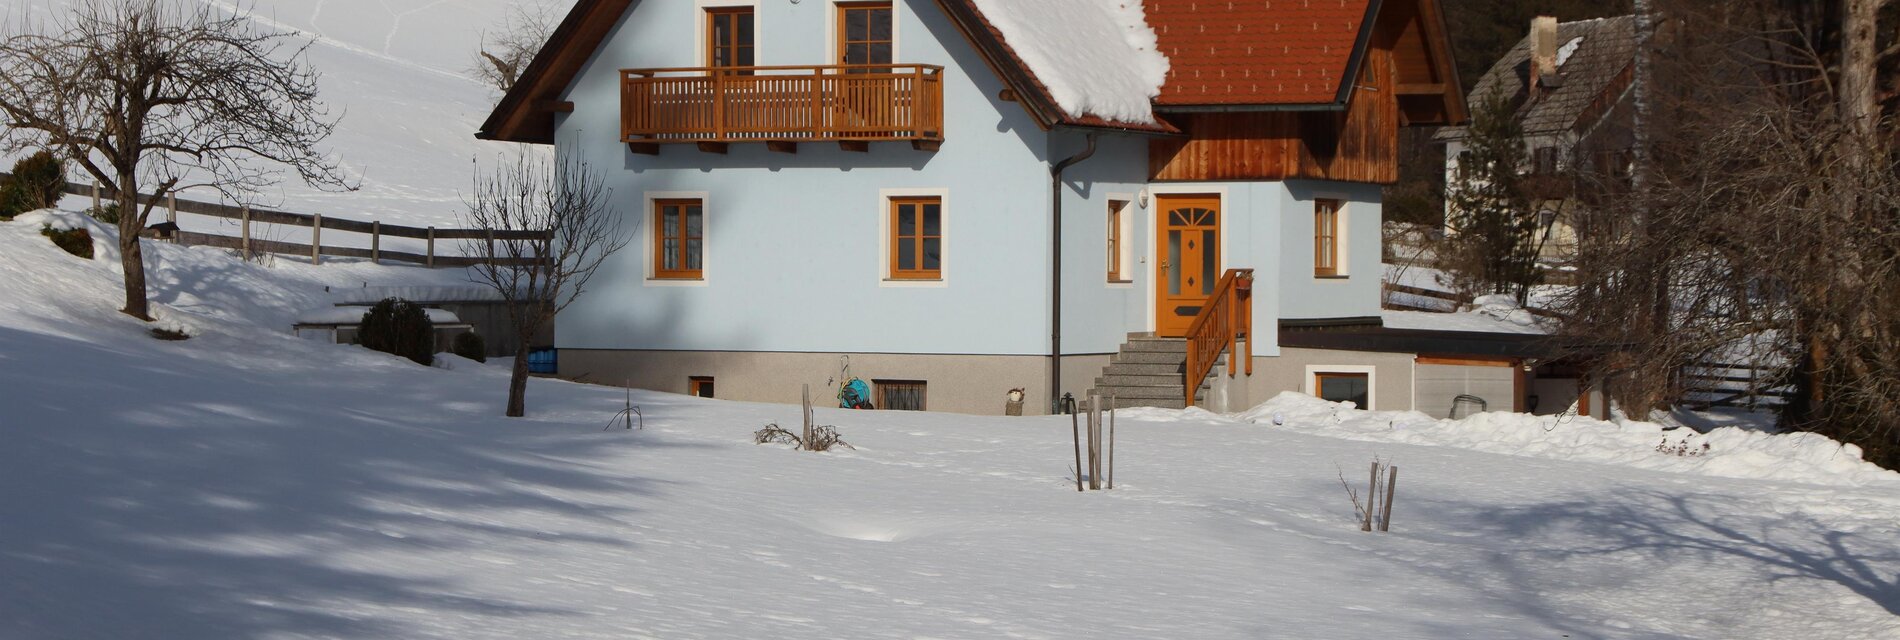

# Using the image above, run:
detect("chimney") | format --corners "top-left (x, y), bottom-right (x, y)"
top-left (1530, 16), bottom-right (1558, 100)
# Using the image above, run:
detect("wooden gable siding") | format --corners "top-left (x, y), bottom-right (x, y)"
top-left (1148, 44), bottom-right (1400, 184)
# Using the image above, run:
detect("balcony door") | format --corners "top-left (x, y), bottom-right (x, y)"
top-left (1154, 195), bottom-right (1222, 337)
top-left (837, 2), bottom-right (892, 68)
top-left (706, 7), bottom-right (754, 72)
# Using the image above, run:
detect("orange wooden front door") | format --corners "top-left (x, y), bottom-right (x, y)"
top-left (1155, 195), bottom-right (1221, 337)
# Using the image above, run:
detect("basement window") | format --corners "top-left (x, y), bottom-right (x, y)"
top-left (875, 379), bottom-right (927, 411)
top-left (1310, 369), bottom-right (1375, 410)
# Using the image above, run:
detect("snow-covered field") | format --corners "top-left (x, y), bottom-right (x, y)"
top-left (4, 214), bottom-right (1899, 639)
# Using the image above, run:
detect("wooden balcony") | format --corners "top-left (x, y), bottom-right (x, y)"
top-left (621, 64), bottom-right (944, 154)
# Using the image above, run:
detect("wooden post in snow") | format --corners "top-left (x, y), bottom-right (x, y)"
top-left (371, 221), bottom-right (381, 264)
top-left (1379, 466), bottom-right (1398, 532)
top-left (90, 180), bottom-right (99, 212)
top-left (166, 193), bottom-right (176, 225)
top-left (240, 205), bottom-right (252, 260)
top-left (1071, 404), bottom-right (1083, 492)
top-left (1363, 461), bottom-right (1379, 532)
top-left (311, 213), bottom-right (323, 265)
top-left (426, 226), bottom-right (436, 268)
top-left (486, 228), bottom-right (497, 263)
top-left (1102, 393), bottom-right (1109, 489)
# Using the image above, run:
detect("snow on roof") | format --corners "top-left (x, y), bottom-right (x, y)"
top-left (1382, 305), bottom-right (1552, 336)
top-left (968, 0), bottom-right (1169, 124)
top-left (1556, 36), bottom-right (1585, 67)
top-left (334, 285), bottom-right (505, 305)
top-left (296, 305), bottom-right (462, 326)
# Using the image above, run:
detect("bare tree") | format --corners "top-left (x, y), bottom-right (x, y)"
top-left (463, 147), bottom-right (630, 417)
top-left (1556, 0), bottom-right (1900, 468)
top-left (0, 0), bottom-right (349, 320)
top-left (472, 1), bottom-right (556, 94)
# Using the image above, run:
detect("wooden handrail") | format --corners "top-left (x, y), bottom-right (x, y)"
top-left (623, 63), bottom-right (943, 76)
top-left (621, 64), bottom-right (945, 145)
top-left (1183, 269), bottom-right (1255, 406)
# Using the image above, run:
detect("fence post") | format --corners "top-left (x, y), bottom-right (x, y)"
top-left (241, 205), bottom-right (252, 260)
top-left (91, 180), bottom-right (100, 212)
top-left (166, 193), bottom-right (176, 225)
top-left (371, 221), bottom-right (381, 264)
top-left (311, 213), bottom-right (322, 265)
top-left (486, 229), bottom-right (496, 263)
top-left (426, 226), bottom-right (435, 268)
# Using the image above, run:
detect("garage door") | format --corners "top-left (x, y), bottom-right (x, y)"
top-left (1415, 361), bottom-right (1516, 419)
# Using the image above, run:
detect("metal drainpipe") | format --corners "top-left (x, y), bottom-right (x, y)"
top-left (1048, 132), bottom-right (1099, 414)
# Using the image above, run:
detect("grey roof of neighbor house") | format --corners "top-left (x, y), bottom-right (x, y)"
top-left (1435, 15), bottom-right (1636, 142)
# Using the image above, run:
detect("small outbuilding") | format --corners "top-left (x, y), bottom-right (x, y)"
top-left (294, 305), bottom-right (473, 355)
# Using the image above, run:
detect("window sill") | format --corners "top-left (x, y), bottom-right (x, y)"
top-left (1313, 274), bottom-right (1351, 281)
top-left (881, 277), bottom-right (947, 288)
top-left (646, 277), bottom-right (708, 287)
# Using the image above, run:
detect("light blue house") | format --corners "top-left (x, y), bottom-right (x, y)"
top-left (479, 0), bottom-right (1474, 414)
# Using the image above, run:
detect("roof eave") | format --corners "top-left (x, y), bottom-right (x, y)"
top-left (1333, 0), bottom-right (1387, 106)
top-left (477, 0), bottom-right (631, 145)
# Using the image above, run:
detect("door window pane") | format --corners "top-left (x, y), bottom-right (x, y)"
top-left (1201, 230), bottom-right (1217, 294)
top-left (1167, 230), bottom-right (1182, 295)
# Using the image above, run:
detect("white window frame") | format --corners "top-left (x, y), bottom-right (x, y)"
top-left (827, 0), bottom-right (901, 66)
top-left (1313, 196), bottom-right (1351, 280)
top-left (878, 188), bottom-right (949, 288)
top-left (1305, 364), bottom-right (1377, 410)
top-left (644, 191), bottom-right (711, 287)
top-left (1106, 194), bottom-right (1136, 288)
top-left (695, 0), bottom-right (762, 68)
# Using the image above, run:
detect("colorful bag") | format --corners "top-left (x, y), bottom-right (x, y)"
top-left (839, 378), bottom-right (875, 410)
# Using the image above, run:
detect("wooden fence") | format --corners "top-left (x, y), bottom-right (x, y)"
top-left (32, 176), bottom-right (548, 268)
top-left (1679, 361), bottom-right (1793, 411)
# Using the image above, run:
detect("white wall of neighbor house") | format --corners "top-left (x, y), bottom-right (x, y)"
top-left (554, 0), bottom-right (1058, 357)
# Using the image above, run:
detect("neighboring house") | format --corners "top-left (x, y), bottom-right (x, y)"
top-left (475, 0), bottom-right (1558, 416)
top-left (1435, 15), bottom-right (1637, 264)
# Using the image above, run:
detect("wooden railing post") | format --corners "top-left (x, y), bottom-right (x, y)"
top-left (311, 213), bottom-right (322, 265)
top-left (240, 205), bottom-right (251, 260)
top-left (712, 72), bottom-right (726, 141)
top-left (371, 221), bottom-right (381, 264)
top-left (810, 70), bottom-right (823, 138)
top-left (91, 180), bottom-right (100, 212)
top-left (166, 193), bottom-right (176, 225)
top-left (486, 228), bottom-right (496, 263)
top-left (426, 226), bottom-right (435, 268)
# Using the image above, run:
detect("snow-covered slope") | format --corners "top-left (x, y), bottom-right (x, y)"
top-left (4, 214), bottom-right (1899, 639)
top-left (3, 0), bottom-right (574, 226)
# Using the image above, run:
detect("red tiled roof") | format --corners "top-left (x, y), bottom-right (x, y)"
top-left (1146, 0), bottom-right (1376, 106)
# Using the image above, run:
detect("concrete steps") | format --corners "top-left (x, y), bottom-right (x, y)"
top-left (1088, 337), bottom-right (1220, 410)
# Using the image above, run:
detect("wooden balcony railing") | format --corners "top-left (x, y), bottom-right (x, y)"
top-left (1184, 269), bottom-right (1255, 407)
top-left (621, 64), bottom-right (944, 150)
